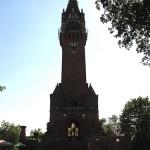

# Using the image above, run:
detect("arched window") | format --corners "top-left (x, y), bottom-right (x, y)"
top-left (68, 123), bottom-right (79, 137)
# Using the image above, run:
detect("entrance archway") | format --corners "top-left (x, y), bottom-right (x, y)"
top-left (68, 122), bottom-right (79, 137)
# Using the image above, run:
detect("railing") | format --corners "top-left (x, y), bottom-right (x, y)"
top-left (58, 27), bottom-right (88, 38)
top-left (25, 135), bottom-right (43, 142)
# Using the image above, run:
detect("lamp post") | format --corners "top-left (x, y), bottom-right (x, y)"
top-left (116, 138), bottom-right (120, 150)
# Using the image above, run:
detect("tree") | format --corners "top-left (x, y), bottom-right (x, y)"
top-left (30, 128), bottom-right (44, 139)
top-left (0, 120), bottom-right (20, 144)
top-left (120, 96), bottom-right (150, 141)
top-left (108, 115), bottom-right (121, 136)
top-left (0, 86), bottom-right (6, 92)
top-left (99, 118), bottom-right (109, 135)
top-left (95, 0), bottom-right (150, 66)
top-left (100, 115), bottom-right (121, 136)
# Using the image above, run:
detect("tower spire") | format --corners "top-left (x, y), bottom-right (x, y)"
top-left (66, 0), bottom-right (80, 14)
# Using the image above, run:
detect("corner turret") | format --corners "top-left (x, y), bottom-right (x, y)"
top-left (19, 126), bottom-right (26, 143)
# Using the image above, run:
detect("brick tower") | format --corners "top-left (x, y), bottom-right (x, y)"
top-left (19, 1), bottom-right (133, 150)
top-left (40, 0), bottom-right (101, 149)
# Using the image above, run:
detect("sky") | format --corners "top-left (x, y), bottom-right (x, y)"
top-left (0, 0), bottom-right (150, 135)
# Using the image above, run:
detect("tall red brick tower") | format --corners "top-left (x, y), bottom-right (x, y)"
top-left (19, 1), bottom-right (133, 150)
top-left (41, 0), bottom-right (101, 149)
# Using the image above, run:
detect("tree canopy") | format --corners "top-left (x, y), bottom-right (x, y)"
top-left (30, 128), bottom-right (44, 139)
top-left (100, 115), bottom-right (121, 136)
top-left (0, 120), bottom-right (20, 144)
top-left (95, 0), bottom-right (150, 66)
top-left (0, 86), bottom-right (6, 92)
top-left (120, 96), bottom-right (150, 141)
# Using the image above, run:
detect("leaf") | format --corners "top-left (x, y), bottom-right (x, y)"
top-left (95, 0), bottom-right (150, 66)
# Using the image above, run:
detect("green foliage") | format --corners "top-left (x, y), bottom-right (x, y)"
top-left (0, 86), bottom-right (6, 92)
top-left (103, 123), bottom-right (115, 136)
top-left (120, 96), bottom-right (150, 140)
top-left (30, 128), bottom-right (44, 138)
top-left (95, 0), bottom-right (150, 66)
top-left (108, 115), bottom-right (121, 136)
top-left (0, 120), bottom-right (20, 144)
top-left (100, 115), bottom-right (121, 136)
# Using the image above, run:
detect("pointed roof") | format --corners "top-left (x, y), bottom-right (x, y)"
top-left (53, 84), bottom-right (63, 96)
top-left (66, 0), bottom-right (80, 14)
top-left (87, 84), bottom-right (96, 96)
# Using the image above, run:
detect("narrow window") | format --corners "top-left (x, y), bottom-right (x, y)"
top-left (91, 120), bottom-right (94, 128)
top-left (73, 64), bottom-right (75, 68)
top-left (71, 101), bottom-right (78, 107)
top-left (76, 34), bottom-right (79, 40)
top-left (55, 120), bottom-right (58, 128)
top-left (68, 34), bottom-right (71, 39)
top-left (72, 34), bottom-right (75, 40)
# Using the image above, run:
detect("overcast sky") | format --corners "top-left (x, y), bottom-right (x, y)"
top-left (0, 0), bottom-right (150, 135)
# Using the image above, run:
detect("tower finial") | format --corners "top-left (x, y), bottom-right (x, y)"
top-left (66, 0), bottom-right (80, 14)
